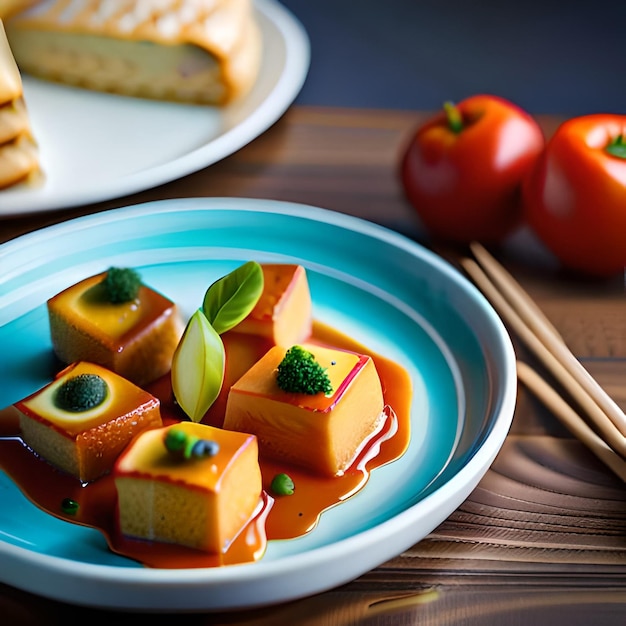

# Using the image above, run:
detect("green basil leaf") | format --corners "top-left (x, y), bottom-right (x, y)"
top-left (202, 261), bottom-right (264, 335)
top-left (171, 309), bottom-right (225, 423)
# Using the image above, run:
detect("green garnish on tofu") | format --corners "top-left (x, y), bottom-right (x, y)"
top-left (276, 345), bottom-right (333, 395)
top-left (163, 427), bottom-right (220, 460)
top-left (54, 374), bottom-right (108, 412)
top-left (102, 267), bottom-right (141, 303)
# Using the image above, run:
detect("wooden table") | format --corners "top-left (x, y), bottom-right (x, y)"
top-left (1, 106), bottom-right (625, 625)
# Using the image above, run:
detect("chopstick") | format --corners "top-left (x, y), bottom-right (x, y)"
top-left (517, 361), bottom-right (626, 482)
top-left (461, 243), bottom-right (626, 460)
top-left (469, 242), bottom-right (565, 344)
top-left (470, 243), bottom-right (626, 430)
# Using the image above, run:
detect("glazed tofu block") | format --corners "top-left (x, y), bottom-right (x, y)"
top-left (47, 271), bottom-right (184, 386)
top-left (223, 343), bottom-right (385, 477)
top-left (233, 264), bottom-right (313, 347)
top-left (14, 361), bottom-right (162, 483)
top-left (114, 422), bottom-right (262, 553)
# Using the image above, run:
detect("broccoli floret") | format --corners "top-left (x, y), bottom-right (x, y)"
top-left (54, 374), bottom-right (109, 412)
top-left (275, 345), bottom-right (333, 395)
top-left (102, 267), bottom-right (141, 303)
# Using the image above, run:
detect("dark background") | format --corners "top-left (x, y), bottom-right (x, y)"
top-left (280, 0), bottom-right (626, 116)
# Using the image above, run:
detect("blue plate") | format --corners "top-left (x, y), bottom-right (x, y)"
top-left (0, 198), bottom-right (516, 611)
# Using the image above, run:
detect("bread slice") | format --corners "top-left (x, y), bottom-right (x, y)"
top-left (6, 0), bottom-right (262, 105)
top-left (0, 18), bottom-right (40, 189)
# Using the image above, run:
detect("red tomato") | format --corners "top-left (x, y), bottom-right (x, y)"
top-left (523, 114), bottom-right (626, 277)
top-left (400, 95), bottom-right (544, 243)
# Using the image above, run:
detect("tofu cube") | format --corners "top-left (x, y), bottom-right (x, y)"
top-left (14, 361), bottom-right (162, 483)
top-left (223, 343), bottom-right (385, 477)
top-left (233, 264), bottom-right (312, 346)
top-left (47, 272), bottom-right (184, 386)
top-left (114, 422), bottom-right (262, 553)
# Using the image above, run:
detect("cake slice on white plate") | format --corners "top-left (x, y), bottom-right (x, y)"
top-left (0, 17), bottom-right (40, 190)
top-left (5, 0), bottom-right (262, 105)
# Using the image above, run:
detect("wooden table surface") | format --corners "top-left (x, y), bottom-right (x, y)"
top-left (1, 106), bottom-right (626, 625)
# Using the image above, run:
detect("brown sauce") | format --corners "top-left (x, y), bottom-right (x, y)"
top-left (0, 321), bottom-right (412, 569)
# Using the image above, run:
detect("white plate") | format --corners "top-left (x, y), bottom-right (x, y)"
top-left (0, 0), bottom-right (309, 216)
top-left (0, 198), bottom-right (517, 612)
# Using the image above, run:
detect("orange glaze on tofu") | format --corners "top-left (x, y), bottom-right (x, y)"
top-left (114, 422), bottom-right (263, 554)
top-left (14, 361), bottom-right (162, 483)
top-left (223, 343), bottom-right (385, 477)
top-left (47, 272), bottom-right (184, 386)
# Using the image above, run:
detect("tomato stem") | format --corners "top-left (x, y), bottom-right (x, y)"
top-left (606, 134), bottom-right (626, 159)
top-left (443, 101), bottom-right (463, 133)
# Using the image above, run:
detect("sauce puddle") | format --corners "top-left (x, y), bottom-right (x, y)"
top-left (0, 321), bottom-right (412, 568)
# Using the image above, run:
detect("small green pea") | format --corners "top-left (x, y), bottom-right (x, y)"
top-left (61, 498), bottom-right (79, 515)
top-left (164, 427), bottom-right (187, 454)
top-left (271, 473), bottom-right (295, 496)
top-left (164, 427), bottom-right (219, 460)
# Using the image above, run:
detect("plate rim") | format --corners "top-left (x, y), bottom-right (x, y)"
top-left (0, 197), bottom-right (518, 611)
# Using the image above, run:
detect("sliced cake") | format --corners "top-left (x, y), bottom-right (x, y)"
top-left (223, 343), bottom-right (386, 477)
top-left (114, 421), bottom-right (262, 553)
top-left (14, 360), bottom-right (163, 483)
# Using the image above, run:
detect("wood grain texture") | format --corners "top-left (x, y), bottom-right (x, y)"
top-left (1, 106), bottom-right (625, 625)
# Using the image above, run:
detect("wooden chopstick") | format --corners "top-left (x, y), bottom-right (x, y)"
top-left (460, 248), bottom-right (626, 459)
top-left (469, 242), bottom-right (565, 344)
top-left (517, 361), bottom-right (626, 482)
top-left (470, 243), bottom-right (626, 442)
